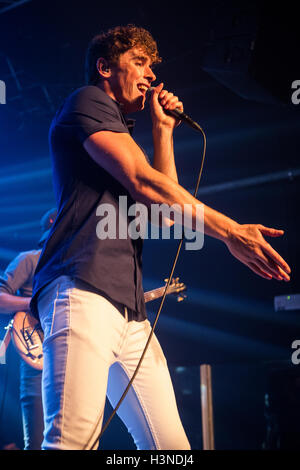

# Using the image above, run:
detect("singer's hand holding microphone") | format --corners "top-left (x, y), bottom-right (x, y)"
top-left (147, 83), bottom-right (203, 133)
top-left (148, 83), bottom-right (183, 130)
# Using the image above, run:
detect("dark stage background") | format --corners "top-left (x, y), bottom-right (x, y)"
top-left (0, 0), bottom-right (299, 450)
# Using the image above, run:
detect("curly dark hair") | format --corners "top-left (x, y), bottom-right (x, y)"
top-left (85, 24), bottom-right (162, 85)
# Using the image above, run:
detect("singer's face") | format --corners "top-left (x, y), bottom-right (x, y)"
top-left (107, 47), bottom-right (156, 114)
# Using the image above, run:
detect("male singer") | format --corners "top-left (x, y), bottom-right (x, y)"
top-left (31, 25), bottom-right (291, 450)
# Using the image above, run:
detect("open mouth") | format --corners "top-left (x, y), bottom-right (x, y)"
top-left (137, 84), bottom-right (149, 95)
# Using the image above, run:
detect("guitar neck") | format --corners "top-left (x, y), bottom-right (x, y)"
top-left (144, 286), bottom-right (167, 303)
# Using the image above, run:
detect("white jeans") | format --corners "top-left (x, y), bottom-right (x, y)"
top-left (38, 275), bottom-right (190, 450)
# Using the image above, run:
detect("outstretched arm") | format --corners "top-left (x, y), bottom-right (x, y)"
top-left (149, 84), bottom-right (291, 282)
top-left (83, 85), bottom-right (291, 282)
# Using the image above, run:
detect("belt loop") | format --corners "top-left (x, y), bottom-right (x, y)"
top-left (124, 306), bottom-right (128, 322)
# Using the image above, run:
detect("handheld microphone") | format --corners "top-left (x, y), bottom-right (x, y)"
top-left (147, 86), bottom-right (203, 133)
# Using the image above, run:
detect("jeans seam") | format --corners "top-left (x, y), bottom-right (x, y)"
top-left (45, 278), bottom-right (71, 449)
top-left (118, 362), bottom-right (160, 450)
top-left (59, 284), bottom-right (71, 449)
top-left (115, 308), bottom-right (129, 358)
top-left (43, 280), bottom-right (63, 448)
top-left (49, 283), bottom-right (60, 336)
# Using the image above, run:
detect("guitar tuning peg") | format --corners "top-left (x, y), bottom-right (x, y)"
top-left (177, 294), bottom-right (187, 302)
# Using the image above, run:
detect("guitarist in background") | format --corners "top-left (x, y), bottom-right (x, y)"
top-left (0, 208), bottom-right (57, 450)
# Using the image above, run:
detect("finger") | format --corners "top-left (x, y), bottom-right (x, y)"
top-left (154, 83), bottom-right (164, 94)
top-left (154, 88), bottom-right (175, 111)
top-left (254, 257), bottom-right (289, 281)
top-left (150, 83), bottom-right (164, 110)
top-left (247, 261), bottom-right (273, 280)
top-left (170, 100), bottom-right (183, 111)
top-left (254, 248), bottom-right (288, 278)
top-left (150, 83), bottom-right (164, 102)
top-left (164, 97), bottom-right (181, 110)
top-left (158, 90), bottom-right (184, 112)
top-left (261, 243), bottom-right (291, 275)
top-left (160, 92), bottom-right (174, 106)
top-left (259, 225), bottom-right (285, 238)
top-left (167, 101), bottom-right (183, 113)
top-left (158, 89), bottom-right (168, 100)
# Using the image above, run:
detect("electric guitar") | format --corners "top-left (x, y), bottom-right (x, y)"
top-left (1, 278), bottom-right (186, 371)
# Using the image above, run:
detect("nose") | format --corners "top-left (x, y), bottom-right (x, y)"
top-left (145, 65), bottom-right (156, 83)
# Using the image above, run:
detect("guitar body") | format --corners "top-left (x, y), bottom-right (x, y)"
top-left (11, 311), bottom-right (44, 370)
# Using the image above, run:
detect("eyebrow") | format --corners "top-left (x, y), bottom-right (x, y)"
top-left (131, 54), bottom-right (150, 63)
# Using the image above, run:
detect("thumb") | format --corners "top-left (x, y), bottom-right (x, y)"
top-left (259, 225), bottom-right (284, 237)
top-left (149, 82), bottom-right (163, 104)
top-left (149, 82), bottom-right (164, 115)
top-left (152, 82), bottom-right (164, 95)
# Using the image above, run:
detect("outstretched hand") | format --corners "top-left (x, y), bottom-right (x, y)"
top-left (225, 224), bottom-right (291, 281)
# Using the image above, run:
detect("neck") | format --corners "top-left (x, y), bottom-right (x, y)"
top-left (96, 81), bottom-right (117, 102)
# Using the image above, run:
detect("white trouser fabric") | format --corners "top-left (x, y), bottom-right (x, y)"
top-left (37, 275), bottom-right (190, 450)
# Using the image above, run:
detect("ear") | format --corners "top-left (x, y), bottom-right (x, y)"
top-left (96, 58), bottom-right (111, 78)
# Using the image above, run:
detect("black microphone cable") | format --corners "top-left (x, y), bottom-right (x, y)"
top-left (88, 103), bottom-right (207, 451)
